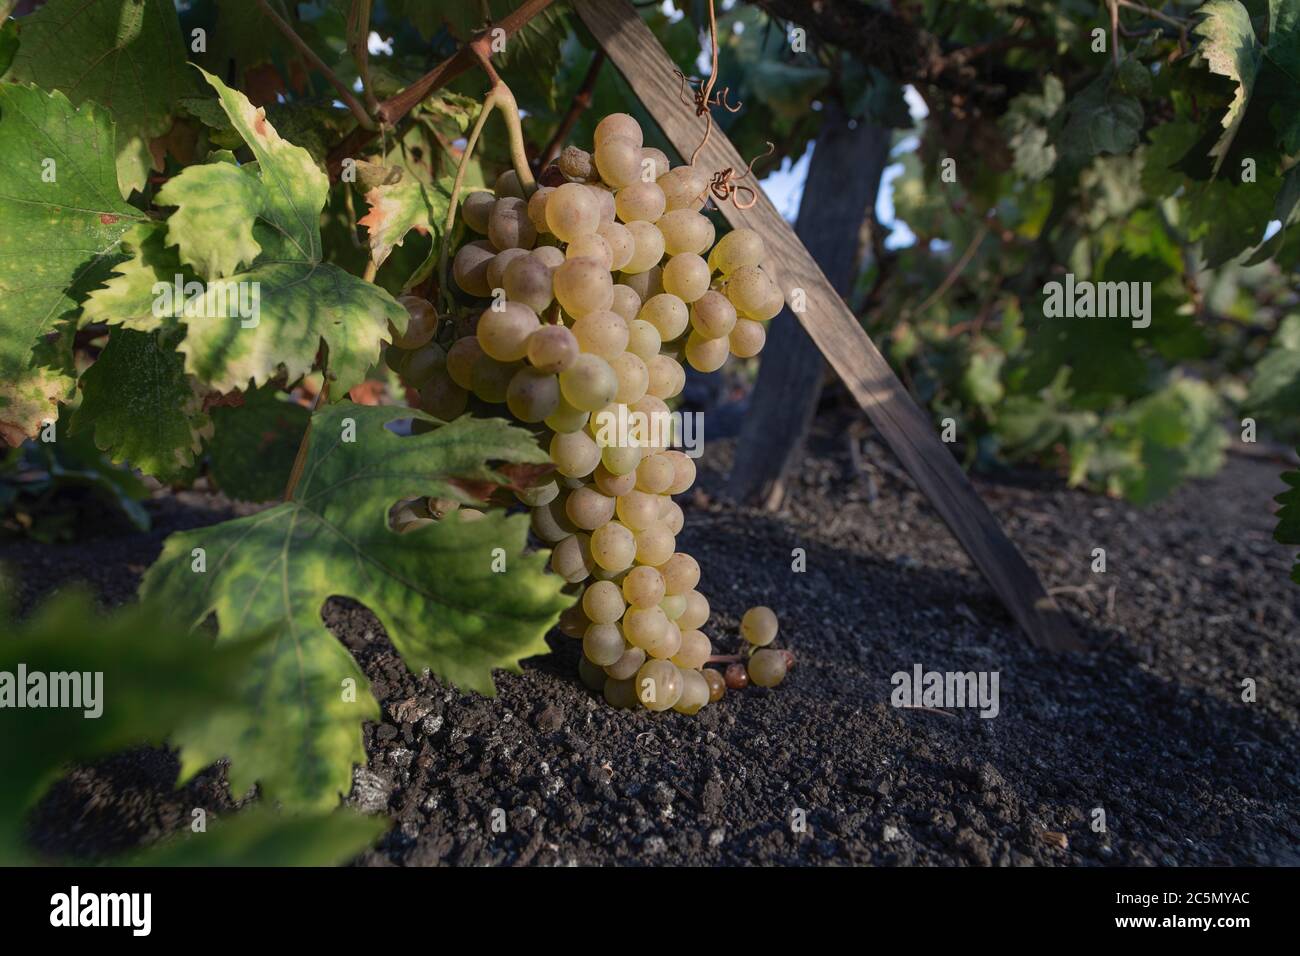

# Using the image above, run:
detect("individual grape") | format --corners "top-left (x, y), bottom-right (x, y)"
top-left (724, 662), bottom-right (749, 690)
top-left (708, 227), bottom-right (765, 274)
top-left (590, 520), bottom-right (636, 572)
top-left (634, 524), bottom-right (676, 566)
top-left (747, 648), bottom-right (788, 687)
top-left (617, 265), bottom-right (663, 302)
top-left (558, 601), bottom-right (591, 638)
top-left (477, 302), bottom-right (540, 362)
top-left (486, 246), bottom-right (530, 291)
top-left (566, 484), bottom-right (616, 530)
top-left (582, 621), bottom-right (626, 665)
top-left (604, 644), bottom-right (646, 680)
top-left (615, 181), bottom-right (666, 223)
top-left (657, 165), bottom-right (709, 212)
top-left (504, 253), bottom-right (555, 314)
top-left (628, 609), bottom-right (678, 659)
top-left (515, 478), bottom-right (558, 508)
top-left (566, 232), bottom-right (614, 270)
top-left (526, 185), bottom-right (554, 234)
top-left (672, 668), bottom-right (710, 714)
top-left (723, 264), bottom-right (778, 316)
top-left (392, 295), bottom-right (438, 348)
top-left (470, 356), bottom-right (516, 404)
top-left (488, 195), bottom-right (536, 250)
top-left (544, 395), bottom-right (590, 434)
top-left (611, 351), bottom-right (649, 404)
top-left (622, 220), bottom-right (666, 274)
top-left (702, 668), bottom-right (726, 702)
top-left (551, 532), bottom-right (595, 583)
top-left (656, 209), bottom-right (715, 256)
top-left (740, 605), bottom-right (778, 646)
top-left (609, 283), bottom-right (642, 322)
top-left (597, 220), bottom-right (635, 272)
top-left (531, 244), bottom-right (567, 270)
top-left (662, 253), bottom-right (711, 302)
top-left (601, 442), bottom-right (642, 478)
top-left (635, 453), bottom-right (675, 494)
top-left (646, 354), bottom-right (685, 400)
top-left (660, 552), bottom-right (701, 595)
top-left (594, 136), bottom-right (642, 187)
top-left (526, 324), bottom-right (579, 374)
top-left (729, 317), bottom-right (767, 358)
top-left (559, 145), bottom-right (596, 182)
top-left (553, 258), bottom-right (615, 317)
top-left (558, 353), bottom-right (619, 411)
top-left (590, 185), bottom-right (617, 222)
top-left (531, 495), bottom-right (576, 543)
top-left (571, 310), bottom-right (629, 359)
top-left (662, 450), bottom-right (697, 495)
top-left (635, 659), bottom-right (683, 711)
top-left (593, 461), bottom-right (638, 496)
top-left (637, 293), bottom-right (689, 341)
top-left (595, 113), bottom-right (644, 149)
top-left (452, 239), bottom-right (496, 297)
top-left (401, 341), bottom-right (447, 387)
top-left (690, 290), bottom-right (738, 340)
top-left (640, 146), bottom-right (670, 180)
top-left (446, 337), bottom-right (483, 389)
top-left (578, 655), bottom-right (607, 691)
top-left (604, 676), bottom-right (639, 709)
top-left (419, 371), bottom-right (469, 420)
top-left (506, 366), bottom-right (560, 422)
top-left (494, 168), bottom-right (525, 199)
top-left (616, 489), bottom-right (662, 530)
top-left (626, 319), bottom-right (662, 362)
top-left (678, 589), bottom-right (710, 631)
top-left (462, 190), bottom-right (496, 233)
top-left (685, 330), bottom-right (729, 373)
top-left (545, 181), bottom-right (601, 242)
top-left (746, 282), bottom-right (785, 321)
top-left (661, 498), bottom-right (685, 535)
top-left (549, 429), bottom-right (601, 478)
top-left (659, 593), bottom-right (687, 620)
top-left (582, 580), bottom-right (626, 625)
top-left (622, 565), bottom-right (666, 609)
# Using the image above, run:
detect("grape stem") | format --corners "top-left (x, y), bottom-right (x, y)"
top-left (705, 654), bottom-right (744, 664)
top-left (437, 90), bottom-right (499, 313)
top-left (283, 376), bottom-right (331, 501)
top-left (468, 40), bottom-right (537, 197)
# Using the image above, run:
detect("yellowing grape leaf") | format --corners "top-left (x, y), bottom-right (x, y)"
top-left (7, 0), bottom-right (195, 195)
top-left (155, 156), bottom-right (264, 278)
top-left (139, 403), bottom-right (571, 810)
top-left (70, 328), bottom-right (213, 481)
top-left (358, 172), bottom-right (451, 267)
top-left (0, 84), bottom-right (147, 441)
top-left (1193, 0), bottom-right (1264, 176)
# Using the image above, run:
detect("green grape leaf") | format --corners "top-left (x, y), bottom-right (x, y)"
top-left (155, 159), bottom-right (264, 278)
top-left (1184, 169), bottom-right (1280, 267)
top-left (139, 403), bottom-right (571, 810)
top-left (1107, 378), bottom-right (1227, 504)
top-left (70, 329), bottom-right (212, 481)
top-left (0, 590), bottom-right (268, 864)
top-left (1140, 119), bottom-right (1200, 197)
top-left (1192, 0), bottom-right (1265, 176)
top-left (1057, 70), bottom-right (1144, 167)
top-left (207, 384), bottom-right (310, 501)
top-left (1247, 314), bottom-right (1300, 418)
top-left (0, 84), bottom-right (146, 440)
top-left (125, 807), bottom-right (385, 867)
top-left (0, 19), bottom-right (18, 76)
top-left (7, 0), bottom-right (195, 195)
top-left (79, 222), bottom-right (193, 333)
top-left (358, 173), bottom-right (451, 268)
top-left (1002, 75), bottom-right (1064, 181)
top-left (1276, 461), bottom-right (1300, 585)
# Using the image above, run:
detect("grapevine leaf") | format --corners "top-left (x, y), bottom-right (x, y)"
top-left (79, 222), bottom-right (193, 333)
top-left (1247, 314), bottom-right (1300, 418)
top-left (358, 173), bottom-right (451, 267)
top-left (1107, 378), bottom-right (1227, 504)
top-left (1183, 169), bottom-right (1280, 267)
top-left (0, 19), bottom-right (18, 76)
top-left (1140, 119), bottom-right (1200, 198)
top-left (152, 69), bottom-right (406, 394)
top-left (0, 590), bottom-right (268, 864)
top-left (1056, 70), bottom-right (1143, 167)
top-left (0, 84), bottom-right (146, 440)
top-left (1276, 461), bottom-right (1300, 585)
top-left (7, 0), bottom-right (195, 195)
top-left (1002, 75), bottom-right (1064, 181)
top-left (139, 403), bottom-right (571, 810)
top-left (155, 159), bottom-right (264, 278)
top-left (1193, 0), bottom-right (1264, 176)
top-left (125, 807), bottom-right (385, 867)
top-left (70, 329), bottom-right (213, 481)
top-left (207, 384), bottom-right (309, 501)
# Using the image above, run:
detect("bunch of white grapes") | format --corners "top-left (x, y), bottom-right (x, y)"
top-left (384, 112), bottom-right (789, 714)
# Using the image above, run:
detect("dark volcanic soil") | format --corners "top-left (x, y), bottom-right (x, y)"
top-left (8, 415), bottom-right (1300, 866)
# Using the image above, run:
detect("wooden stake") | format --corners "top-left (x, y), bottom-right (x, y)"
top-left (571, 0), bottom-right (1081, 652)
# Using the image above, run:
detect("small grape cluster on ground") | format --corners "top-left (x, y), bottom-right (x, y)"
top-left (384, 112), bottom-right (792, 713)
